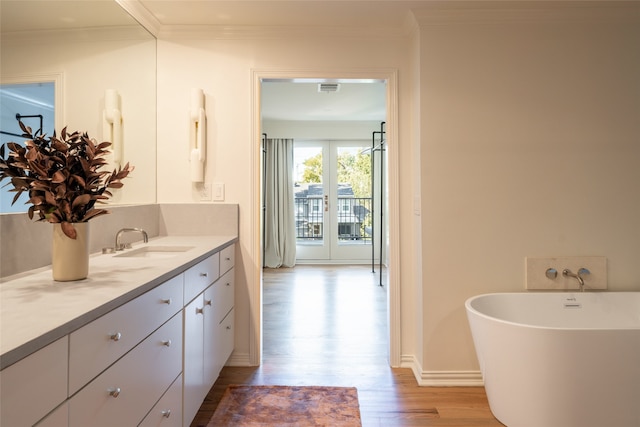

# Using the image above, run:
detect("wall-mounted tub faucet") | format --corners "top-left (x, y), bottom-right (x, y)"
top-left (562, 268), bottom-right (590, 292)
top-left (115, 228), bottom-right (148, 251)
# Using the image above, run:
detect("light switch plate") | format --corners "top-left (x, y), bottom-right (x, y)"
top-left (213, 182), bottom-right (225, 201)
top-left (525, 256), bottom-right (607, 290)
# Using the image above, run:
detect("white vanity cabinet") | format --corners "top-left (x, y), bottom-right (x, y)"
top-left (183, 244), bottom-right (235, 427)
top-left (0, 337), bottom-right (68, 427)
top-left (1, 237), bottom-right (237, 427)
top-left (68, 273), bottom-right (183, 394)
top-left (183, 292), bottom-right (207, 425)
top-left (206, 268), bottom-right (235, 386)
top-left (69, 313), bottom-right (183, 427)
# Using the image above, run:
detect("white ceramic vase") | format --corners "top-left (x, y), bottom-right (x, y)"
top-left (52, 222), bottom-right (90, 281)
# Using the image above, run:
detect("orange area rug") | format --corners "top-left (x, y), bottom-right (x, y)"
top-left (207, 385), bottom-right (362, 426)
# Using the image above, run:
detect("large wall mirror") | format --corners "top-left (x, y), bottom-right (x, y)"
top-left (0, 0), bottom-right (157, 213)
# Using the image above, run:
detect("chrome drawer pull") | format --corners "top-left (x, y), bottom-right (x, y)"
top-left (225, 257), bottom-right (231, 261)
top-left (109, 332), bottom-right (122, 341)
top-left (226, 326), bottom-right (231, 330)
top-left (199, 272), bottom-right (208, 277)
top-left (161, 409), bottom-right (171, 418)
top-left (205, 299), bottom-right (212, 306)
top-left (109, 387), bottom-right (121, 398)
top-left (161, 298), bottom-right (172, 305)
top-left (196, 307), bottom-right (204, 315)
top-left (226, 282), bottom-right (230, 287)
top-left (162, 339), bottom-right (172, 347)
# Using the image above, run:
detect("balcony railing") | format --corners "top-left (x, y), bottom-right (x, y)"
top-left (295, 197), bottom-right (372, 242)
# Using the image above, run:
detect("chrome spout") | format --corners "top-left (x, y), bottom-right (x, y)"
top-left (115, 228), bottom-right (148, 251)
top-left (562, 268), bottom-right (590, 292)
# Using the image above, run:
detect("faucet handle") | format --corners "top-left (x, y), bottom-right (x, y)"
top-left (578, 268), bottom-right (590, 276)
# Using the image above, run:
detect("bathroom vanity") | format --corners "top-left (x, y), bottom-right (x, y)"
top-left (0, 235), bottom-right (236, 427)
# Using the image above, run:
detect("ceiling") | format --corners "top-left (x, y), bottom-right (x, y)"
top-left (135, 0), bottom-right (419, 28)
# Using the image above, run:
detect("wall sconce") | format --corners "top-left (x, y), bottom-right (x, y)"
top-left (189, 88), bottom-right (206, 183)
top-left (103, 89), bottom-right (122, 168)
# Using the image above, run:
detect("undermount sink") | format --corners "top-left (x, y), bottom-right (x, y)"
top-left (114, 245), bottom-right (194, 259)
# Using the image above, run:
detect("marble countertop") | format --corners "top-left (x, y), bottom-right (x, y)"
top-left (0, 235), bottom-right (237, 370)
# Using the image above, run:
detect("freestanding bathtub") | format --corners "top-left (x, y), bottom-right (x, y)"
top-left (465, 292), bottom-right (640, 427)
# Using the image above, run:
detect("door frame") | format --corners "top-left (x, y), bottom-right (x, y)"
top-left (250, 69), bottom-right (401, 367)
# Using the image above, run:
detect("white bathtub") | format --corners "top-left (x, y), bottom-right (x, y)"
top-left (465, 292), bottom-right (640, 427)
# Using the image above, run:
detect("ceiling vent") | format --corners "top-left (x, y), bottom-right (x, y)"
top-left (318, 83), bottom-right (340, 93)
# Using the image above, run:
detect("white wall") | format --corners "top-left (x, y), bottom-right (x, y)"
top-left (156, 33), bottom-right (416, 364)
top-left (415, 4), bottom-right (640, 376)
top-left (156, 1), bottom-right (640, 382)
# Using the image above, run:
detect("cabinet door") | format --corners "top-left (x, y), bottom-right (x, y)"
top-left (183, 295), bottom-right (205, 427)
top-left (69, 313), bottom-right (182, 427)
top-left (0, 337), bottom-right (68, 427)
top-left (139, 374), bottom-right (182, 427)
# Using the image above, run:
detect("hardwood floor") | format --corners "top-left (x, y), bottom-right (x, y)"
top-left (191, 265), bottom-right (503, 426)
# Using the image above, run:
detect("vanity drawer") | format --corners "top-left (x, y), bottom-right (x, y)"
top-left (69, 273), bottom-right (183, 394)
top-left (212, 268), bottom-right (235, 324)
top-left (220, 244), bottom-right (235, 275)
top-left (139, 373), bottom-right (183, 427)
top-left (69, 313), bottom-right (182, 427)
top-left (184, 252), bottom-right (219, 303)
top-left (34, 402), bottom-right (68, 427)
top-left (0, 337), bottom-right (68, 427)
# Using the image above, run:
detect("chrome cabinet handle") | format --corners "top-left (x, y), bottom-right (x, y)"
top-left (205, 299), bottom-right (212, 306)
top-left (162, 339), bottom-right (172, 347)
top-left (226, 326), bottom-right (231, 330)
top-left (225, 257), bottom-right (231, 261)
top-left (161, 298), bottom-right (172, 305)
top-left (226, 282), bottom-right (231, 287)
top-left (109, 332), bottom-right (122, 341)
top-left (199, 272), bottom-right (208, 277)
top-left (109, 387), bottom-right (121, 398)
top-left (161, 409), bottom-right (171, 418)
top-left (196, 307), bottom-right (204, 315)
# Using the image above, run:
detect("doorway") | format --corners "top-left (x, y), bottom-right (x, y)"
top-left (252, 70), bottom-right (400, 367)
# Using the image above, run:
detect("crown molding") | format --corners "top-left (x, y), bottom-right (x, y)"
top-left (156, 24), bottom-right (410, 40)
top-left (115, 0), bottom-right (161, 37)
top-left (411, 1), bottom-right (640, 26)
top-left (1, 26), bottom-right (151, 45)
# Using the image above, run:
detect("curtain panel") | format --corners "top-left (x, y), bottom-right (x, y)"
top-left (264, 138), bottom-right (296, 268)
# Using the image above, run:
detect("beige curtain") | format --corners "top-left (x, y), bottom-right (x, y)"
top-left (264, 138), bottom-right (296, 268)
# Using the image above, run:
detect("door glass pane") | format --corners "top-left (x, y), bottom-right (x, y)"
top-left (294, 145), bottom-right (324, 244)
top-left (336, 146), bottom-right (371, 245)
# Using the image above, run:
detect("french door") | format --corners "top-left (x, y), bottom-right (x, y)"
top-left (294, 140), bottom-right (377, 262)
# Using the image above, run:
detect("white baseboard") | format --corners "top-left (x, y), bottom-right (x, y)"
top-left (400, 354), bottom-right (484, 386)
top-left (225, 352), bottom-right (254, 367)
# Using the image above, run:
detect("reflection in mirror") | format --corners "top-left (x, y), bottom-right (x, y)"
top-left (0, 0), bottom-right (157, 213)
top-left (0, 82), bottom-right (55, 212)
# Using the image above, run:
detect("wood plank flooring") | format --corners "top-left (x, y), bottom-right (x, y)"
top-left (191, 265), bottom-right (503, 427)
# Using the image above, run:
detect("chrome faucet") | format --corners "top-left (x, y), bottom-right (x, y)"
top-left (115, 228), bottom-right (148, 251)
top-left (562, 268), bottom-right (590, 292)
